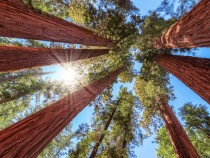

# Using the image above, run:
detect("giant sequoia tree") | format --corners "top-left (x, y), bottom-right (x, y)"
top-left (0, 67), bottom-right (123, 157)
top-left (136, 12), bottom-right (210, 104)
top-left (1, 0), bottom-right (209, 157)
top-left (135, 18), bottom-right (201, 155)
top-left (155, 54), bottom-right (210, 104)
top-left (0, 0), bottom-right (112, 47)
top-left (158, 98), bottom-right (200, 158)
top-left (0, 46), bottom-right (109, 72)
top-left (135, 77), bottom-right (200, 158)
top-left (155, 0), bottom-right (210, 48)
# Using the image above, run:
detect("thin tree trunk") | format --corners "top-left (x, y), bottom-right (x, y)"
top-left (155, 54), bottom-right (210, 104)
top-left (120, 107), bottom-right (132, 158)
top-left (158, 98), bottom-right (200, 158)
top-left (0, 71), bottom-right (54, 84)
top-left (89, 107), bottom-right (117, 158)
top-left (154, 0), bottom-right (210, 48)
top-left (0, 67), bottom-right (123, 158)
top-left (0, 46), bottom-right (109, 73)
top-left (0, 1), bottom-right (112, 47)
top-left (120, 138), bottom-right (127, 158)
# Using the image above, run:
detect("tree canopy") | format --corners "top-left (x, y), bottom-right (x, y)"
top-left (0, 0), bottom-right (209, 157)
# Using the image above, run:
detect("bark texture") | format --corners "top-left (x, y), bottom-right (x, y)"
top-left (159, 98), bottom-right (200, 158)
top-left (155, 0), bottom-right (210, 48)
top-left (89, 107), bottom-right (117, 158)
top-left (155, 54), bottom-right (210, 104)
top-left (0, 46), bottom-right (109, 73)
top-left (0, 0), bottom-right (112, 47)
top-left (0, 67), bottom-right (123, 158)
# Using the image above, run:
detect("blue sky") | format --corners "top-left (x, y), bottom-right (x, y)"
top-left (41, 0), bottom-right (210, 157)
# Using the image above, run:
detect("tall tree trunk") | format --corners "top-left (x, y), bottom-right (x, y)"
top-left (0, 46), bottom-right (109, 73)
top-left (0, 71), bottom-right (54, 84)
top-left (0, 67), bottom-right (123, 158)
top-left (158, 98), bottom-right (200, 158)
top-left (155, 54), bottom-right (210, 104)
top-left (154, 0), bottom-right (210, 48)
top-left (89, 107), bottom-right (117, 158)
top-left (0, 1), bottom-right (112, 47)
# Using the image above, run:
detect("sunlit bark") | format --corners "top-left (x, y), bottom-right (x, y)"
top-left (0, 0), bottom-right (112, 47)
top-left (0, 67), bottom-right (123, 158)
top-left (159, 98), bottom-right (200, 158)
top-left (0, 46), bottom-right (109, 73)
top-left (155, 0), bottom-right (210, 48)
top-left (155, 54), bottom-right (210, 104)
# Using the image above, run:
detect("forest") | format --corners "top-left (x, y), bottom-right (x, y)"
top-left (0, 0), bottom-right (210, 157)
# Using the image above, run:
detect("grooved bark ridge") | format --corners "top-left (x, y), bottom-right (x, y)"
top-left (155, 0), bottom-right (210, 48)
top-left (0, 0), bottom-right (112, 47)
top-left (159, 98), bottom-right (200, 158)
top-left (0, 46), bottom-right (109, 73)
top-left (0, 67), bottom-right (123, 158)
top-left (155, 54), bottom-right (210, 104)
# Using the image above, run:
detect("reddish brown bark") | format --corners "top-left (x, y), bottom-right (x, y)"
top-left (155, 0), bottom-right (210, 48)
top-left (155, 54), bottom-right (210, 104)
top-left (0, 46), bottom-right (109, 73)
top-left (0, 67), bottom-right (123, 158)
top-left (0, 0), bottom-right (112, 47)
top-left (159, 98), bottom-right (200, 158)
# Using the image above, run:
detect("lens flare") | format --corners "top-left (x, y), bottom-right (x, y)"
top-left (61, 67), bottom-right (78, 86)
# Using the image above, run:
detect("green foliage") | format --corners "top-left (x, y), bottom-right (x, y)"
top-left (45, 0), bottom-right (140, 46)
top-left (97, 87), bottom-right (142, 157)
top-left (134, 76), bottom-right (168, 134)
top-left (135, 12), bottom-right (194, 64)
top-left (69, 131), bottom-right (94, 158)
top-left (156, 0), bottom-right (197, 19)
top-left (136, 13), bottom-right (176, 53)
top-left (179, 103), bottom-right (210, 137)
top-left (134, 14), bottom-right (176, 134)
top-left (156, 127), bottom-right (176, 158)
top-left (68, 0), bottom-right (93, 25)
top-left (0, 98), bottom-right (31, 130)
top-left (0, 37), bottom-right (23, 46)
top-left (0, 71), bottom-right (45, 105)
top-left (134, 13), bottom-right (175, 66)
top-left (69, 87), bottom-right (142, 158)
top-left (99, 0), bottom-right (139, 13)
top-left (39, 124), bottom-right (74, 158)
top-left (23, 0), bottom-right (69, 18)
top-left (0, 68), bottom-right (67, 130)
top-left (179, 103), bottom-right (210, 157)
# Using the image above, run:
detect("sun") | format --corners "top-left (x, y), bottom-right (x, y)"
top-left (60, 66), bottom-right (78, 86)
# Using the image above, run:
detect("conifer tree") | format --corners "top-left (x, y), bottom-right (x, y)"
top-left (0, 0), bottom-right (112, 47)
top-left (0, 68), bottom-right (54, 84)
top-left (0, 46), bottom-right (109, 73)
